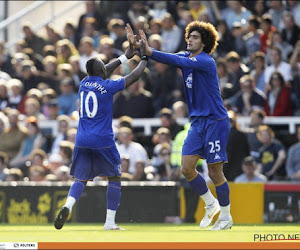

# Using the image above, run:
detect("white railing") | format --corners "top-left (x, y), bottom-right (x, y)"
top-left (37, 117), bottom-right (300, 137)
top-left (0, 1), bottom-right (84, 52)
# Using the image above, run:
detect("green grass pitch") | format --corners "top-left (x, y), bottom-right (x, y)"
top-left (1, 223), bottom-right (299, 242)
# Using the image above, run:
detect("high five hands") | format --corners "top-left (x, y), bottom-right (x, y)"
top-left (125, 23), bottom-right (152, 57)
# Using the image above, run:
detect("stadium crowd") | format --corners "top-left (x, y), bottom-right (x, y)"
top-left (0, 0), bottom-right (300, 184)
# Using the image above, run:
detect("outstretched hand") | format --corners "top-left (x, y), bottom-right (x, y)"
top-left (139, 29), bottom-right (152, 56)
top-left (125, 23), bottom-right (140, 48)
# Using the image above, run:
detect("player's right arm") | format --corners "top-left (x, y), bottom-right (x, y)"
top-left (140, 30), bottom-right (212, 70)
top-left (124, 39), bottom-right (148, 89)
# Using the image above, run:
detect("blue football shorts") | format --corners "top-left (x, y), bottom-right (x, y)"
top-left (70, 144), bottom-right (122, 181)
top-left (182, 116), bottom-right (230, 164)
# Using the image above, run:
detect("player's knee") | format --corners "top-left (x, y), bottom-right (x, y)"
top-left (208, 169), bottom-right (224, 184)
top-left (181, 166), bottom-right (193, 179)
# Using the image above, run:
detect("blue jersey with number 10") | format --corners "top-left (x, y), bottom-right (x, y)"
top-left (75, 76), bottom-right (125, 148)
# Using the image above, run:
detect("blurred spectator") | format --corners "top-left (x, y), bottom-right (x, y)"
top-left (46, 99), bottom-right (60, 121)
top-left (63, 21), bottom-right (79, 48)
top-left (231, 22), bottom-right (246, 57)
top-left (188, 1), bottom-right (213, 21)
top-left (5, 168), bottom-right (23, 181)
top-left (79, 37), bottom-right (98, 73)
top-left (47, 153), bottom-right (64, 175)
top-left (10, 52), bottom-right (29, 79)
top-left (50, 115), bottom-right (70, 154)
top-left (224, 0), bottom-right (252, 30)
top-left (81, 17), bottom-right (101, 48)
top-left (223, 51), bottom-right (249, 100)
top-left (76, 0), bottom-right (106, 39)
top-left (281, 11), bottom-right (299, 47)
top-left (268, 0), bottom-right (286, 30)
top-left (127, 1), bottom-right (153, 26)
top-left (172, 101), bottom-right (188, 118)
top-left (69, 55), bottom-right (87, 91)
top-left (0, 109), bottom-right (27, 159)
top-left (56, 39), bottom-right (79, 65)
top-left (66, 128), bottom-right (77, 144)
top-left (40, 88), bottom-right (57, 119)
top-left (55, 165), bottom-right (71, 182)
top-left (132, 160), bottom-right (149, 181)
top-left (0, 79), bottom-right (9, 111)
top-left (264, 71), bottom-right (293, 116)
top-left (107, 18), bottom-right (127, 52)
top-left (116, 127), bottom-right (149, 174)
top-left (250, 51), bottom-right (267, 93)
top-left (18, 60), bottom-right (43, 94)
top-left (159, 108), bottom-right (183, 140)
top-left (28, 149), bottom-right (47, 170)
top-left (233, 75), bottom-right (266, 116)
top-left (57, 77), bottom-right (77, 116)
top-left (260, 14), bottom-right (276, 53)
top-left (286, 0), bottom-right (300, 26)
top-left (0, 151), bottom-right (9, 181)
top-left (252, 0), bottom-right (268, 17)
top-left (42, 45), bottom-right (57, 57)
top-left (0, 41), bottom-right (13, 75)
top-left (215, 20), bottom-right (234, 57)
top-left (149, 19), bottom-right (163, 35)
top-left (286, 126), bottom-right (300, 181)
top-left (161, 13), bottom-right (182, 53)
top-left (22, 22), bottom-right (46, 56)
top-left (243, 15), bottom-right (262, 62)
top-left (257, 125), bottom-right (286, 180)
top-left (154, 142), bottom-right (180, 181)
top-left (40, 55), bottom-right (59, 93)
top-left (45, 174), bottom-right (58, 182)
top-left (28, 165), bottom-right (46, 181)
top-left (223, 110), bottom-right (250, 181)
top-left (266, 30), bottom-right (293, 64)
top-left (98, 36), bottom-right (122, 61)
top-left (216, 58), bottom-right (230, 95)
top-left (22, 47), bottom-right (44, 72)
top-left (234, 156), bottom-right (267, 182)
top-left (150, 60), bottom-right (177, 113)
top-left (246, 110), bottom-right (265, 159)
top-left (118, 115), bottom-right (133, 130)
top-left (0, 111), bottom-right (8, 134)
top-left (7, 79), bottom-right (25, 113)
top-left (149, 1), bottom-right (168, 20)
top-left (58, 140), bottom-right (74, 167)
top-left (151, 127), bottom-right (172, 169)
top-left (120, 155), bottom-right (133, 181)
top-left (289, 40), bottom-right (300, 115)
top-left (113, 77), bottom-right (154, 118)
top-left (9, 116), bottom-right (45, 171)
top-left (24, 98), bottom-right (45, 120)
top-left (264, 46), bottom-right (292, 85)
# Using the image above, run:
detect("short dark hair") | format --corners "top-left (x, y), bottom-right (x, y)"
top-left (185, 21), bottom-right (219, 55)
top-left (86, 57), bottom-right (104, 76)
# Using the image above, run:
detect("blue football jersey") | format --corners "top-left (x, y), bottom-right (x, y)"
top-left (151, 50), bottom-right (228, 119)
top-left (75, 76), bottom-right (125, 148)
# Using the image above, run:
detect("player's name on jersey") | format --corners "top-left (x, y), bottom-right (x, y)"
top-left (84, 81), bottom-right (107, 94)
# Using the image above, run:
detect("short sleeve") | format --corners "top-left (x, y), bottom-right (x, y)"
top-left (108, 78), bottom-right (125, 95)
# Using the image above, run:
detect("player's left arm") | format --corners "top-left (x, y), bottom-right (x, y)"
top-left (105, 44), bottom-right (137, 77)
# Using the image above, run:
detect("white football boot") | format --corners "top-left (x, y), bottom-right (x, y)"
top-left (103, 224), bottom-right (125, 230)
top-left (200, 199), bottom-right (220, 228)
top-left (209, 217), bottom-right (233, 230)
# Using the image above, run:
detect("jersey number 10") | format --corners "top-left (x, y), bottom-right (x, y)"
top-left (80, 91), bottom-right (98, 118)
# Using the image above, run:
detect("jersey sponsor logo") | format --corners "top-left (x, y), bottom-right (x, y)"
top-left (214, 153), bottom-right (221, 160)
top-left (185, 73), bottom-right (193, 88)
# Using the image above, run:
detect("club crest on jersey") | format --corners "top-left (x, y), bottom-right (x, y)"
top-left (185, 73), bottom-right (193, 88)
top-left (190, 57), bottom-right (197, 62)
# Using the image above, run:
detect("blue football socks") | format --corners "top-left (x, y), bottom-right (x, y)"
top-left (215, 181), bottom-right (230, 206)
top-left (106, 181), bottom-right (121, 211)
top-left (68, 180), bottom-right (86, 200)
top-left (188, 173), bottom-right (209, 196)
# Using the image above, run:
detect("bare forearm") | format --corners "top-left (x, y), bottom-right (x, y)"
top-left (105, 59), bottom-right (121, 77)
top-left (124, 60), bottom-right (147, 88)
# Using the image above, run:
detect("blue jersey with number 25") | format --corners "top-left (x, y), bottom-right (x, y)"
top-left (75, 76), bottom-right (125, 148)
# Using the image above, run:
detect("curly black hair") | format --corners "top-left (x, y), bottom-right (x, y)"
top-left (185, 21), bottom-right (219, 55)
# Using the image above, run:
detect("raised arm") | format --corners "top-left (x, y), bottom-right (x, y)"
top-left (139, 30), bottom-right (212, 70)
top-left (124, 38), bottom-right (148, 88)
top-left (105, 24), bottom-right (139, 77)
